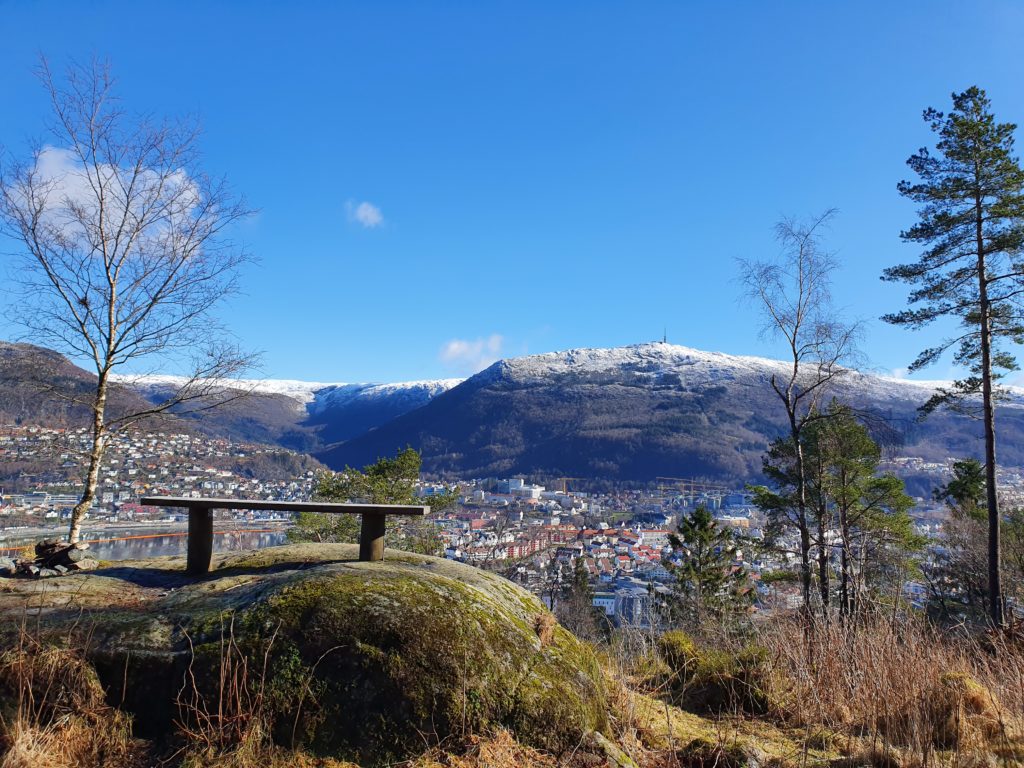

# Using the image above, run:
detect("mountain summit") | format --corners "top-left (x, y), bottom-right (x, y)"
top-left (5, 340), bottom-right (1024, 483)
top-left (317, 342), bottom-right (1024, 482)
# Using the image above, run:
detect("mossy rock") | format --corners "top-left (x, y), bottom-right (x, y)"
top-left (656, 631), bottom-right (774, 716)
top-left (930, 671), bottom-right (1003, 748)
top-left (0, 543), bottom-right (607, 766)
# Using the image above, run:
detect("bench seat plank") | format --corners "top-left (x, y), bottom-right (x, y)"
top-left (139, 496), bottom-right (430, 573)
top-left (140, 497), bottom-right (426, 516)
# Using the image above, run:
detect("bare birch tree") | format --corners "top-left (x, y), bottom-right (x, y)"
top-left (739, 210), bottom-right (859, 613)
top-left (0, 59), bottom-right (256, 543)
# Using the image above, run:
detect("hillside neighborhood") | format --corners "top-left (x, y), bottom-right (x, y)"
top-left (2, 419), bottom-right (1004, 628)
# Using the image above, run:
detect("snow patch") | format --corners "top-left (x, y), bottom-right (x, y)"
top-left (112, 373), bottom-right (464, 409)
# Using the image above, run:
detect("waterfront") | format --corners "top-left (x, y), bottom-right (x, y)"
top-left (0, 527), bottom-right (290, 560)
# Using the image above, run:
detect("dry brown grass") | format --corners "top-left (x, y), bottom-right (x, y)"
top-left (178, 740), bottom-right (358, 768)
top-left (0, 630), bottom-right (143, 768)
top-left (534, 613), bottom-right (556, 646)
top-left (174, 619), bottom-right (278, 756)
top-left (402, 729), bottom-right (557, 768)
top-left (754, 614), bottom-right (1024, 764)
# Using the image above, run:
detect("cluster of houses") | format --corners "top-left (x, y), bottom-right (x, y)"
top-left (433, 490), bottom-right (757, 627)
top-left (0, 425), bottom-right (316, 526)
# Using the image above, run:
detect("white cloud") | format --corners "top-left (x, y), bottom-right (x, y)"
top-left (345, 200), bottom-right (384, 228)
top-left (22, 146), bottom-right (199, 241)
top-left (439, 334), bottom-right (504, 373)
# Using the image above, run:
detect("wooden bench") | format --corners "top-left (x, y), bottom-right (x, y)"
top-left (139, 496), bottom-right (429, 574)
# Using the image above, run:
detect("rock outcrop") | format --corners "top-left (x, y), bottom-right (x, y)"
top-left (0, 543), bottom-right (608, 766)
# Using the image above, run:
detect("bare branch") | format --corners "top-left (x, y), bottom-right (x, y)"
top-left (0, 58), bottom-right (258, 542)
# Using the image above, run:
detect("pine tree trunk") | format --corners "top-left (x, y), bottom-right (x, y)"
top-left (976, 192), bottom-right (1004, 629)
top-left (839, 514), bottom-right (852, 618)
top-left (817, 514), bottom-right (830, 619)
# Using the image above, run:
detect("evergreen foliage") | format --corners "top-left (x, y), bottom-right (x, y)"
top-left (752, 403), bottom-right (918, 617)
top-left (288, 447), bottom-right (457, 555)
top-left (808, 404), bottom-right (920, 616)
top-left (883, 87), bottom-right (1024, 402)
top-left (883, 86), bottom-right (1024, 626)
top-left (935, 458), bottom-right (987, 524)
top-left (926, 459), bottom-right (1024, 625)
top-left (555, 556), bottom-right (609, 642)
top-left (668, 506), bottom-right (751, 627)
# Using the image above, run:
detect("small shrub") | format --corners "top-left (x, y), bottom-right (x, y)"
top-left (533, 613), bottom-right (555, 646)
top-left (833, 744), bottom-right (903, 768)
top-left (657, 630), bottom-right (699, 671)
top-left (656, 631), bottom-right (773, 716)
top-left (802, 728), bottom-right (841, 752)
top-left (928, 671), bottom-right (1003, 749)
top-left (674, 737), bottom-right (761, 768)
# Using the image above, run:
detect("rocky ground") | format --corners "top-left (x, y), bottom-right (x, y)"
top-left (0, 545), bottom-right (1017, 767)
top-left (0, 538), bottom-right (100, 578)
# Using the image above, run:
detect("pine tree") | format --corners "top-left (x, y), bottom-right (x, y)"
top-left (290, 447), bottom-right (457, 554)
top-left (669, 506), bottom-right (750, 627)
top-left (935, 458), bottom-right (987, 524)
top-left (807, 404), bottom-right (917, 617)
top-left (882, 87), bottom-right (1024, 627)
top-left (754, 403), bottom-right (917, 618)
top-left (556, 555), bottom-right (605, 641)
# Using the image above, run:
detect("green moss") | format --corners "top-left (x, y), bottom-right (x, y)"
top-left (656, 632), bottom-right (774, 716)
top-left (658, 630), bottom-right (699, 670)
top-left (239, 567), bottom-right (606, 763)
top-left (0, 544), bottom-right (609, 766)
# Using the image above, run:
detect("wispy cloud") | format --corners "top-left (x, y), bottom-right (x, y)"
top-left (345, 200), bottom-right (384, 228)
top-left (439, 334), bottom-right (503, 373)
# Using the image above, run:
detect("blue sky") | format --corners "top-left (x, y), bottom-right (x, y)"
top-left (2, 1), bottom-right (1024, 383)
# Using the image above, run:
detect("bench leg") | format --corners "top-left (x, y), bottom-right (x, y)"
top-left (187, 507), bottom-right (214, 574)
top-left (359, 514), bottom-right (386, 562)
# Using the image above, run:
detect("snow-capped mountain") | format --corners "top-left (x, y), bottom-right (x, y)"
top-left (112, 372), bottom-right (463, 450)
top-left (319, 342), bottom-right (1024, 482)
top-left (10, 339), bottom-right (1024, 483)
top-left (115, 374), bottom-right (462, 410)
top-left (308, 380), bottom-right (463, 414)
top-left (481, 342), bottom-right (1021, 403)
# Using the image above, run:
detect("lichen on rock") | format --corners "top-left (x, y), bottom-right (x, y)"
top-left (0, 543), bottom-right (608, 766)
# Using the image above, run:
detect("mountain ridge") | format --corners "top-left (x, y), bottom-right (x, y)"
top-left (316, 342), bottom-right (1024, 482)
top-left (7, 339), bottom-right (1024, 485)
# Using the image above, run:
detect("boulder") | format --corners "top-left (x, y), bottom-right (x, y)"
top-left (0, 543), bottom-right (608, 767)
top-left (34, 538), bottom-right (61, 557)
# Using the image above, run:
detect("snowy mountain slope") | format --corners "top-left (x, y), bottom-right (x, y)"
top-left (109, 372), bottom-right (463, 449)
top-left (112, 374), bottom-right (462, 409)
top-left (12, 339), bottom-right (1024, 483)
top-left (484, 342), bottom-right (1024, 403)
top-left (308, 379), bottom-right (463, 414)
top-left (319, 342), bottom-right (1024, 481)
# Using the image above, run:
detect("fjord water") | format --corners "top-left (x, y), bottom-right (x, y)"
top-left (1, 528), bottom-right (289, 560)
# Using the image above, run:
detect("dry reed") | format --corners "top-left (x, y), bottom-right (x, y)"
top-left (0, 626), bottom-right (141, 768)
top-left (754, 613), bottom-right (1024, 764)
